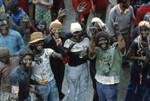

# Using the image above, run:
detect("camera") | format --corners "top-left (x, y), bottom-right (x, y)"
top-left (113, 22), bottom-right (119, 30)
top-left (89, 26), bottom-right (97, 35)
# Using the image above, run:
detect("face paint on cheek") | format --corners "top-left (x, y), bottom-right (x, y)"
top-left (22, 55), bottom-right (33, 69)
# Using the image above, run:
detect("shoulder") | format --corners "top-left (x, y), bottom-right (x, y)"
top-left (10, 66), bottom-right (20, 77)
top-left (44, 48), bottom-right (54, 55)
top-left (110, 5), bottom-right (118, 12)
top-left (9, 29), bottom-right (22, 37)
top-left (64, 39), bottom-right (73, 48)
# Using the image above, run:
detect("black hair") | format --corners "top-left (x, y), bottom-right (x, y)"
top-left (34, 19), bottom-right (47, 29)
top-left (96, 31), bottom-right (110, 46)
top-left (19, 48), bottom-right (34, 64)
top-left (7, 0), bottom-right (20, 11)
top-left (118, 0), bottom-right (130, 3)
top-left (140, 25), bottom-right (150, 32)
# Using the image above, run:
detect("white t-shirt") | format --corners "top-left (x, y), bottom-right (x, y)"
top-left (64, 37), bottom-right (90, 52)
top-left (31, 48), bottom-right (54, 82)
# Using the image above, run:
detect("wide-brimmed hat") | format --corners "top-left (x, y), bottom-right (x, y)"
top-left (29, 32), bottom-right (46, 44)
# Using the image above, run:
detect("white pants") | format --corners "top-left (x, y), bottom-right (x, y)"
top-left (66, 62), bottom-right (89, 101)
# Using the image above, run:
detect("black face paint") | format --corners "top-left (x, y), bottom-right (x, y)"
top-left (89, 22), bottom-right (100, 35)
top-left (22, 55), bottom-right (32, 69)
top-left (51, 28), bottom-right (62, 35)
top-left (72, 31), bottom-right (83, 41)
top-left (33, 41), bottom-right (44, 53)
top-left (0, 20), bottom-right (9, 34)
top-left (0, 56), bottom-right (10, 64)
top-left (98, 37), bottom-right (109, 50)
top-left (36, 20), bottom-right (47, 32)
top-left (37, 24), bottom-right (46, 32)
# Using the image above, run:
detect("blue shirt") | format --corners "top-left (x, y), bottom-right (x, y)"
top-left (0, 29), bottom-right (25, 56)
top-left (11, 9), bottom-right (26, 37)
top-left (10, 66), bottom-right (32, 100)
top-left (0, 0), bottom-right (3, 7)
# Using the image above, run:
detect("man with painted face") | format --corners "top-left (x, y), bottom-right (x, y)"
top-left (10, 48), bottom-right (41, 101)
top-left (124, 21), bottom-right (150, 101)
top-left (108, 0), bottom-right (135, 64)
top-left (0, 18), bottom-right (25, 56)
top-left (28, 32), bottom-right (66, 101)
top-left (43, 19), bottom-right (65, 100)
top-left (89, 29), bottom-right (125, 101)
top-left (63, 22), bottom-right (90, 101)
top-left (0, 46), bottom-right (19, 101)
top-left (7, 0), bottom-right (27, 37)
top-left (88, 17), bottom-right (109, 101)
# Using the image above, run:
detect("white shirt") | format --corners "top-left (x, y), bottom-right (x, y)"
top-left (31, 48), bottom-right (54, 82)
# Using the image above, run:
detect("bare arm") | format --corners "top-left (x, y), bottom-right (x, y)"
top-left (11, 86), bottom-right (19, 100)
top-left (126, 48), bottom-right (146, 61)
top-left (3, 0), bottom-right (8, 6)
top-left (89, 36), bottom-right (96, 57)
top-left (116, 30), bottom-right (125, 53)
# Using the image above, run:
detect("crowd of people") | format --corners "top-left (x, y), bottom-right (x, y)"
top-left (0, 0), bottom-right (150, 101)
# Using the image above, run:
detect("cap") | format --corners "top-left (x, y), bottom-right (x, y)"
top-left (70, 22), bottom-right (82, 33)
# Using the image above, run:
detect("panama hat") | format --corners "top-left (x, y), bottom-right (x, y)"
top-left (29, 32), bottom-right (46, 44)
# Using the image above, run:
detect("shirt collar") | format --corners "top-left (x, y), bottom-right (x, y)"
top-left (118, 4), bottom-right (129, 14)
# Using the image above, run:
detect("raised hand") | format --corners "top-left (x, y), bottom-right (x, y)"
top-left (52, 35), bottom-right (62, 47)
top-left (58, 8), bottom-right (68, 18)
top-left (77, 2), bottom-right (87, 13)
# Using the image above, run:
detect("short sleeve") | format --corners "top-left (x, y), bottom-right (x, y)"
top-left (46, 48), bottom-right (54, 56)
top-left (64, 39), bottom-right (72, 49)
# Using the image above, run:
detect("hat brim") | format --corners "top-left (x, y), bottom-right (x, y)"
top-left (28, 38), bottom-right (46, 44)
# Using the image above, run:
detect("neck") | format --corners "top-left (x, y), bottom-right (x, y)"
top-left (21, 64), bottom-right (27, 71)
top-left (119, 4), bottom-right (126, 12)
top-left (34, 49), bottom-right (43, 56)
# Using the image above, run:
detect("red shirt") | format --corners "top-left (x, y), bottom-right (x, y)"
top-left (93, 0), bottom-right (109, 13)
top-left (134, 5), bottom-right (150, 26)
top-left (72, 0), bottom-right (91, 19)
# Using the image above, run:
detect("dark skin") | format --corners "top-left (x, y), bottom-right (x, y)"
top-left (126, 30), bottom-right (149, 63)
top-left (31, 39), bottom-right (66, 86)
top-left (89, 30), bottom-right (125, 57)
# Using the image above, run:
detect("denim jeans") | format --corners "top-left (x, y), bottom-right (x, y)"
top-left (96, 82), bottom-right (118, 101)
top-left (67, 62), bottom-right (88, 101)
top-left (35, 79), bottom-right (59, 101)
top-left (124, 62), bottom-right (144, 101)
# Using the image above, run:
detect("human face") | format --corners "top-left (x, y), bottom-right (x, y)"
top-left (122, 0), bottom-right (130, 9)
top-left (141, 30), bottom-right (149, 40)
top-left (72, 31), bottom-right (82, 41)
top-left (37, 22), bottom-right (46, 32)
top-left (22, 55), bottom-right (32, 70)
top-left (51, 27), bottom-right (62, 37)
top-left (0, 20), bottom-right (9, 36)
top-left (98, 37), bottom-right (108, 50)
top-left (33, 40), bottom-right (44, 52)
